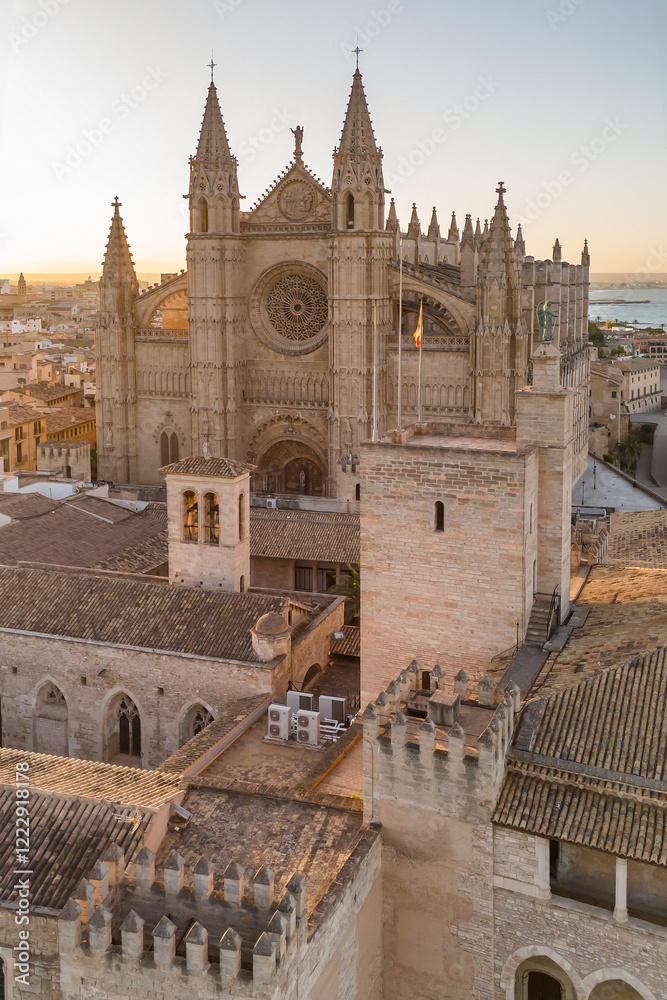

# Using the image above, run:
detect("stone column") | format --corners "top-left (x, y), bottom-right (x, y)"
top-left (614, 857), bottom-right (628, 923)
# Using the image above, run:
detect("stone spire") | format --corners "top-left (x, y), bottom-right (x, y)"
top-left (332, 70), bottom-right (385, 230)
top-left (189, 77), bottom-right (240, 233)
top-left (581, 238), bottom-right (590, 267)
top-left (407, 203), bottom-right (421, 239)
top-left (195, 81), bottom-right (234, 168)
top-left (552, 238), bottom-right (562, 262)
top-left (17, 273), bottom-right (26, 296)
top-left (386, 198), bottom-right (399, 232)
top-left (461, 214), bottom-right (474, 248)
top-left (479, 182), bottom-right (513, 277)
top-left (514, 224), bottom-right (525, 257)
top-left (102, 197), bottom-right (137, 295)
top-left (336, 69), bottom-right (380, 161)
top-left (447, 212), bottom-right (459, 242)
top-left (427, 206), bottom-right (440, 240)
top-left (482, 219), bottom-right (489, 240)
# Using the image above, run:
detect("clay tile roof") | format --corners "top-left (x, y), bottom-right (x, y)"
top-left (160, 456), bottom-right (255, 478)
top-left (0, 747), bottom-right (181, 909)
top-left (0, 746), bottom-right (180, 809)
top-left (494, 647), bottom-right (667, 865)
top-left (0, 493), bottom-right (167, 573)
top-left (20, 381), bottom-right (80, 401)
top-left (330, 624), bottom-right (360, 658)
top-left (0, 565), bottom-right (298, 662)
top-left (249, 508), bottom-right (360, 563)
top-left (44, 407), bottom-right (94, 434)
top-left (6, 402), bottom-right (41, 427)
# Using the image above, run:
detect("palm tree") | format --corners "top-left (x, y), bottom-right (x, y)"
top-left (617, 433), bottom-right (642, 473)
top-left (328, 562), bottom-right (360, 625)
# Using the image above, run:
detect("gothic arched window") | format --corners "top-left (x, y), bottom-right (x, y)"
top-left (35, 681), bottom-right (68, 756)
top-left (183, 490), bottom-right (198, 542)
top-left (203, 492), bottom-right (219, 545)
top-left (181, 704), bottom-right (214, 745)
top-left (435, 501), bottom-right (445, 532)
top-left (118, 696), bottom-right (141, 758)
top-left (345, 192), bottom-right (355, 229)
top-left (160, 431), bottom-right (179, 467)
top-left (198, 197), bottom-right (209, 233)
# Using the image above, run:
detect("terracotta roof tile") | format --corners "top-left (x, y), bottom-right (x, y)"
top-left (0, 494), bottom-right (167, 572)
top-left (44, 406), bottom-right (94, 434)
top-left (330, 624), bottom-right (360, 658)
top-left (250, 508), bottom-right (359, 563)
top-left (0, 746), bottom-right (180, 809)
top-left (160, 456), bottom-right (254, 478)
top-left (495, 648), bottom-right (667, 866)
top-left (0, 565), bottom-right (296, 662)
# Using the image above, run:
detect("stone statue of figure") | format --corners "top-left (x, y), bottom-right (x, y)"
top-left (291, 125), bottom-right (304, 161)
top-left (537, 300), bottom-right (558, 342)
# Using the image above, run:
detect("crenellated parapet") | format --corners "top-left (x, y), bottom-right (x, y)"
top-left (362, 662), bottom-right (521, 825)
top-left (57, 844), bottom-right (308, 993)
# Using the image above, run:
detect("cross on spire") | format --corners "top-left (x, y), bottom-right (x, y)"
top-left (352, 40), bottom-right (363, 70)
top-left (112, 196), bottom-right (121, 209)
top-left (496, 181), bottom-right (506, 201)
top-left (208, 55), bottom-right (217, 83)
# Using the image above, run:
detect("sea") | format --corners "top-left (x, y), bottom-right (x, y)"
top-left (588, 288), bottom-right (667, 329)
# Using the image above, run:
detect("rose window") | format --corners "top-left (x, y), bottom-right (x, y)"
top-left (266, 274), bottom-right (328, 342)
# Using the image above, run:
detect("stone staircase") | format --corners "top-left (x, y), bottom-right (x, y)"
top-left (524, 597), bottom-right (553, 648)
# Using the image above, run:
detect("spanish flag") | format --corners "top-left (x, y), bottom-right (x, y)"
top-left (414, 301), bottom-right (423, 349)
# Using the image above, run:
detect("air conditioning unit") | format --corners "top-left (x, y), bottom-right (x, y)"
top-left (286, 690), bottom-right (314, 714)
top-left (319, 695), bottom-right (347, 726)
top-left (296, 709), bottom-right (320, 746)
top-left (266, 498), bottom-right (277, 509)
top-left (267, 704), bottom-right (291, 741)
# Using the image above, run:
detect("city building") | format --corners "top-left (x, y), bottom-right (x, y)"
top-left (96, 70), bottom-right (590, 494)
top-left (589, 358), bottom-right (629, 451)
top-left (594, 357), bottom-right (661, 414)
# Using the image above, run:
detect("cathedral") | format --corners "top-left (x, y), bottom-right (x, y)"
top-left (96, 68), bottom-right (590, 493)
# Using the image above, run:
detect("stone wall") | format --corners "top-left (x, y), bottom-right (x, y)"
top-left (0, 631), bottom-right (275, 768)
top-left (53, 834), bottom-right (381, 1000)
top-left (493, 826), bottom-right (666, 1000)
top-left (363, 678), bottom-right (520, 1000)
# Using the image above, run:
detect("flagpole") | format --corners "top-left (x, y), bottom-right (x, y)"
top-left (372, 299), bottom-right (379, 443)
top-left (397, 237), bottom-right (403, 431)
top-left (418, 297), bottom-right (424, 424)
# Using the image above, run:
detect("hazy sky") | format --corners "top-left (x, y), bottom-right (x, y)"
top-left (1, 0), bottom-right (665, 274)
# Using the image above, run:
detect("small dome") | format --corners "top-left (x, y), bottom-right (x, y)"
top-left (254, 612), bottom-right (289, 636)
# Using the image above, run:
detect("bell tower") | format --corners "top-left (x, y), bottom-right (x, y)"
top-left (97, 197), bottom-right (139, 483)
top-left (186, 62), bottom-right (245, 464)
top-left (329, 68), bottom-right (393, 499)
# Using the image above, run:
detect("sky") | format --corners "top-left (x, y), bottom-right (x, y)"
top-left (0, 0), bottom-right (665, 275)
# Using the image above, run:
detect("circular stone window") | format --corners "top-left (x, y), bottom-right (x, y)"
top-left (250, 264), bottom-right (329, 355)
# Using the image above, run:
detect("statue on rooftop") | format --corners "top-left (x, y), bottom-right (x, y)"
top-left (537, 300), bottom-right (559, 343)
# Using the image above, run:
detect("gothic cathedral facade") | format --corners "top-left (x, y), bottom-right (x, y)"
top-left (96, 70), bottom-right (590, 496)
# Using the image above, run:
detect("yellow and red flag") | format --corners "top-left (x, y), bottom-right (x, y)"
top-left (414, 301), bottom-right (423, 349)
